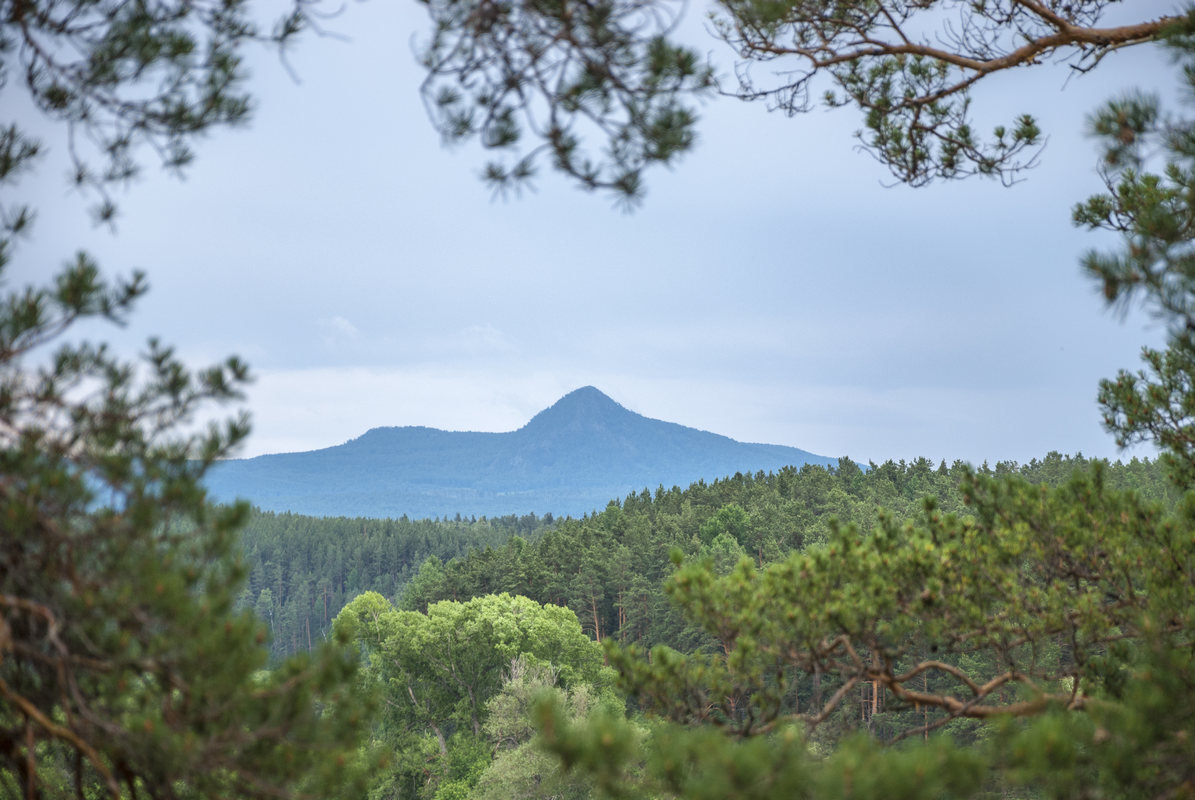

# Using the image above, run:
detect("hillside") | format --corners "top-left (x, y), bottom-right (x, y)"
top-left (205, 386), bottom-right (838, 518)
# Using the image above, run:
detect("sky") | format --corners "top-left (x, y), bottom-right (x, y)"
top-left (12, 0), bottom-right (1181, 467)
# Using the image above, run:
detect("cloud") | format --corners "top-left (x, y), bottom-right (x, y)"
top-left (13, 0), bottom-right (1171, 477)
top-left (238, 366), bottom-right (559, 454)
top-left (457, 323), bottom-right (516, 356)
top-left (317, 315), bottom-right (361, 348)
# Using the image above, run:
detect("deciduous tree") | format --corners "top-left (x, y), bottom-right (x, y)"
top-left (334, 592), bottom-right (610, 799)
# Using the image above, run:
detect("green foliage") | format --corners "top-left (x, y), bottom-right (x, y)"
top-left (532, 20), bottom-right (1195, 800)
top-left (415, 0), bottom-right (1179, 196)
top-left (0, 0), bottom-right (390, 794)
top-left (396, 455), bottom-right (1174, 657)
top-left (538, 467), bottom-right (1195, 796)
top-left (471, 656), bottom-right (607, 799)
top-left (698, 502), bottom-right (750, 546)
top-left (0, 265), bottom-right (375, 797)
top-left (716, 2), bottom-right (1177, 187)
top-left (233, 512), bottom-right (551, 661)
top-left (418, 0), bottom-right (713, 206)
top-left (545, 710), bottom-right (991, 800)
top-left (701, 531), bottom-right (748, 576)
top-left (611, 467), bottom-right (1188, 737)
top-left (335, 592), bottom-right (610, 799)
top-left (1074, 25), bottom-right (1195, 489)
top-left (219, 455), bottom-right (1163, 671)
top-left (0, 0), bottom-right (316, 242)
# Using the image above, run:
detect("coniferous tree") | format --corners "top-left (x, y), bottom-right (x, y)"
top-left (0, 0), bottom-right (379, 794)
top-left (0, 267), bottom-right (375, 798)
top-left (415, 0), bottom-right (1183, 203)
top-left (535, 21), bottom-right (1195, 799)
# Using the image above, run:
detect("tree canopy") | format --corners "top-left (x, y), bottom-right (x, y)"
top-left (334, 592), bottom-right (613, 799)
top-left (4, 0), bottom-right (1183, 212)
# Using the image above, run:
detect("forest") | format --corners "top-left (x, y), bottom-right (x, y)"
top-left (4, 0), bottom-right (1195, 798)
top-left (231, 453), bottom-right (1183, 798)
top-left (240, 453), bottom-right (1176, 664)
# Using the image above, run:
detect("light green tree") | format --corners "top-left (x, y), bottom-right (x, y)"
top-left (335, 592), bottom-right (611, 799)
top-left (470, 655), bottom-right (613, 800)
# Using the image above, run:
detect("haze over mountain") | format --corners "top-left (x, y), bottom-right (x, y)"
top-left (205, 387), bottom-right (839, 519)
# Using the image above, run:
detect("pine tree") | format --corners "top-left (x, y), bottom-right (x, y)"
top-left (537, 19), bottom-right (1195, 799)
top-left (414, 0), bottom-right (1184, 203)
top-left (0, 0), bottom-right (378, 793)
top-left (0, 264), bottom-right (375, 798)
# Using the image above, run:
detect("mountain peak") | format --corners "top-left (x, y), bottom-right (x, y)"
top-left (521, 387), bottom-right (636, 433)
top-left (555, 386), bottom-right (620, 410)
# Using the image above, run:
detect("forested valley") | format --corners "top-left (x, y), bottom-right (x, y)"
top-left (6, 0), bottom-right (1194, 795)
top-left (242, 453), bottom-right (1175, 664)
top-left (233, 452), bottom-right (1182, 800)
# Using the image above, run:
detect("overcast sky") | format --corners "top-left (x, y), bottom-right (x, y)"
top-left (13, 0), bottom-right (1180, 466)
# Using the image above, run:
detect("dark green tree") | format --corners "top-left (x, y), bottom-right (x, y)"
top-left (1075, 47), bottom-right (1195, 488)
top-left (0, 0), bottom-right (381, 794)
top-left (417, 0), bottom-right (1184, 203)
top-left (417, 0), bottom-right (714, 207)
top-left (0, 265), bottom-right (375, 798)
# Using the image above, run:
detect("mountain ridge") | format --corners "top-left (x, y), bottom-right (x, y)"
top-left (204, 386), bottom-right (840, 518)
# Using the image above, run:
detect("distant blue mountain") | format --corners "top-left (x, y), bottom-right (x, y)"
top-left (204, 386), bottom-right (839, 519)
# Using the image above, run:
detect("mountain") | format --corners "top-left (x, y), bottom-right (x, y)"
top-left (204, 386), bottom-right (840, 519)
